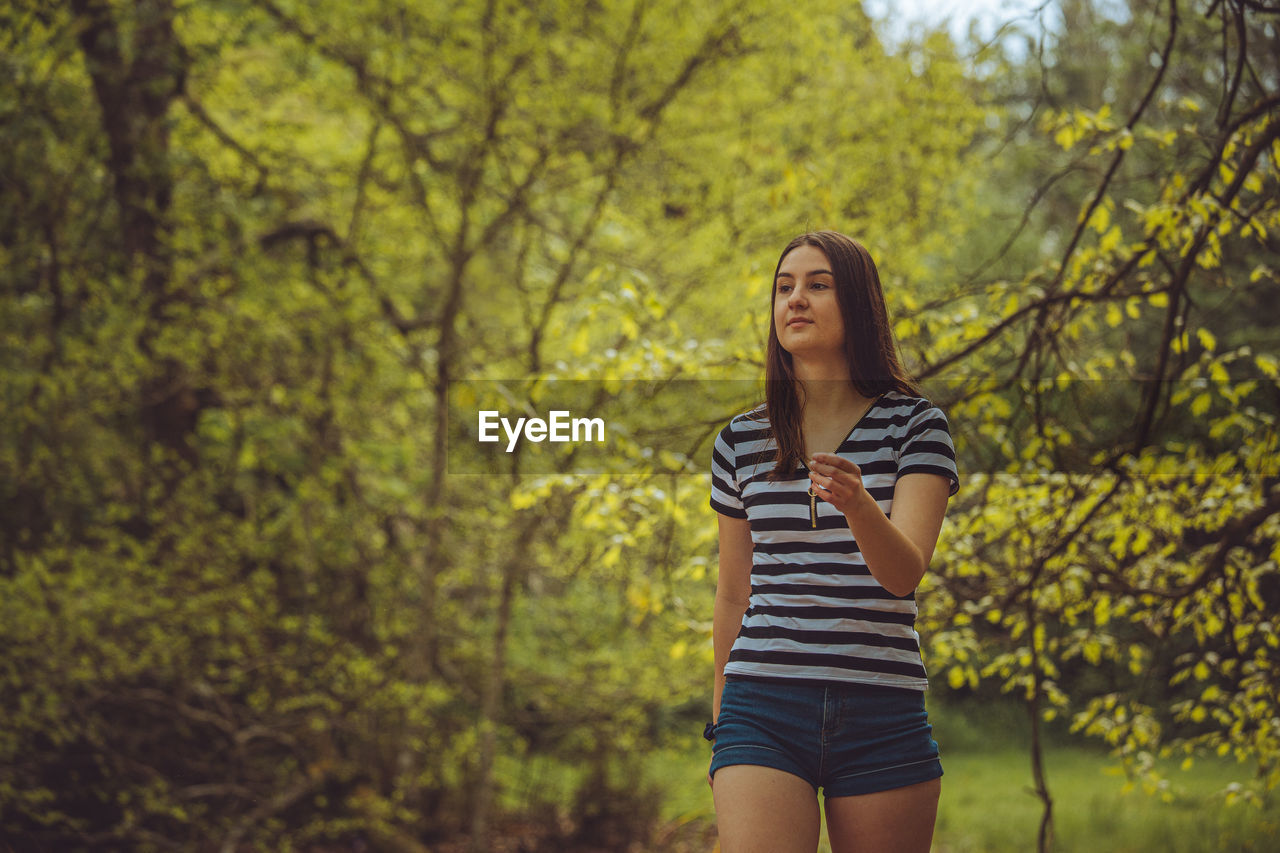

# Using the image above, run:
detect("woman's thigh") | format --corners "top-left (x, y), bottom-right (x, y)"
top-left (823, 776), bottom-right (941, 853)
top-left (713, 764), bottom-right (821, 853)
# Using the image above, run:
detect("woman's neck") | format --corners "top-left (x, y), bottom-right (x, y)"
top-left (793, 359), bottom-right (867, 416)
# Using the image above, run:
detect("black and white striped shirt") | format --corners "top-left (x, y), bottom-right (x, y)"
top-left (709, 391), bottom-right (959, 691)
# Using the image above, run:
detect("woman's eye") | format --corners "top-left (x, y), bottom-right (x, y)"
top-left (777, 284), bottom-right (792, 293)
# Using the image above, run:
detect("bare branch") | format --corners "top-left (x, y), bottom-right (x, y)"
top-left (180, 93), bottom-right (269, 194)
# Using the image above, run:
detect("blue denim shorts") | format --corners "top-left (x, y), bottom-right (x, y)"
top-left (709, 676), bottom-right (942, 798)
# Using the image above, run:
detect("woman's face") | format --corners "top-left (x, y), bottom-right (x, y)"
top-left (773, 244), bottom-right (845, 361)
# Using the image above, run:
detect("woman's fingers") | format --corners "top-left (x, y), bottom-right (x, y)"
top-left (810, 453), bottom-right (860, 475)
top-left (809, 455), bottom-right (861, 490)
top-left (809, 470), bottom-right (837, 492)
top-left (809, 454), bottom-right (864, 511)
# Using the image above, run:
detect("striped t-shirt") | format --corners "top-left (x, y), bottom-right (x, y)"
top-left (709, 391), bottom-right (959, 691)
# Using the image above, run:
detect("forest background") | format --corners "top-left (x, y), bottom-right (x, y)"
top-left (2, 0), bottom-right (1278, 851)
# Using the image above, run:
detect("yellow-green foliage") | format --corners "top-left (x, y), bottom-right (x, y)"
top-left (2, 0), bottom-right (1277, 849)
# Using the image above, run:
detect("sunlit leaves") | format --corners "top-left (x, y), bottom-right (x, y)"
top-left (6, 0), bottom-right (1280, 847)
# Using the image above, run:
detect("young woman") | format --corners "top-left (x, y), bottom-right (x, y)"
top-left (707, 231), bottom-right (959, 853)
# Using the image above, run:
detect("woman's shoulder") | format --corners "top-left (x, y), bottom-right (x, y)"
top-left (874, 391), bottom-right (953, 439)
top-left (716, 404), bottom-right (770, 451)
top-left (723, 403), bottom-right (769, 431)
top-left (879, 390), bottom-right (947, 417)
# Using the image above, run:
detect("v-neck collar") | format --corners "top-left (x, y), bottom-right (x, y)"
top-left (798, 393), bottom-right (884, 470)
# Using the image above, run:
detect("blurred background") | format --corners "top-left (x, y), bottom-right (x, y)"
top-left (2, 1), bottom-right (1278, 850)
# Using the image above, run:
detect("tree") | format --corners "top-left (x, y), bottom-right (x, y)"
top-left (915, 2), bottom-right (1280, 849)
top-left (1, 0), bottom-right (988, 848)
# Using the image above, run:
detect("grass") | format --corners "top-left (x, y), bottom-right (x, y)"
top-left (927, 698), bottom-right (1279, 852)
top-left (932, 748), bottom-right (1277, 853)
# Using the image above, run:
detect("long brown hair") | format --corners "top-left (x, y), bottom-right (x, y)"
top-left (764, 231), bottom-right (919, 478)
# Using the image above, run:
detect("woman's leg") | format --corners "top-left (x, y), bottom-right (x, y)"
top-left (712, 764), bottom-right (821, 853)
top-left (823, 776), bottom-right (940, 853)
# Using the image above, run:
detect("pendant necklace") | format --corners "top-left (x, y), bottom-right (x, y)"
top-left (802, 395), bottom-right (882, 529)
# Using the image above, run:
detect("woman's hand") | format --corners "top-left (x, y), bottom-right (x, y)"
top-left (807, 452), bottom-right (871, 517)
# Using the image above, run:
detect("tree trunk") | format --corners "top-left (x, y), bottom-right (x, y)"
top-left (468, 510), bottom-right (540, 851)
top-left (72, 0), bottom-right (196, 457)
top-left (1027, 604), bottom-right (1054, 853)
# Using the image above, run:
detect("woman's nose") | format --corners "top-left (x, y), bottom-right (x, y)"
top-left (788, 287), bottom-right (807, 307)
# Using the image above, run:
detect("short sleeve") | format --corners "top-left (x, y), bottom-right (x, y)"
top-left (898, 402), bottom-right (960, 496)
top-left (709, 421), bottom-right (748, 518)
